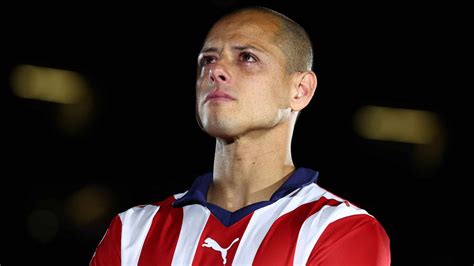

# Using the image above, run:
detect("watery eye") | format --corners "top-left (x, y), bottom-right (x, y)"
top-left (200, 56), bottom-right (216, 66)
top-left (240, 52), bottom-right (257, 63)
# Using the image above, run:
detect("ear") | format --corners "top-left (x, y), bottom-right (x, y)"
top-left (290, 71), bottom-right (317, 111)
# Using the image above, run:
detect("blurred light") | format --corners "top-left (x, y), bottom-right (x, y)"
top-left (65, 186), bottom-right (113, 226)
top-left (27, 209), bottom-right (59, 244)
top-left (11, 64), bottom-right (88, 104)
top-left (56, 96), bottom-right (94, 135)
top-left (354, 105), bottom-right (446, 174)
top-left (353, 105), bottom-right (441, 144)
top-left (10, 64), bottom-right (95, 135)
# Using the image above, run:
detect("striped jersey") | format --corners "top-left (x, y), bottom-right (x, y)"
top-left (90, 168), bottom-right (390, 265)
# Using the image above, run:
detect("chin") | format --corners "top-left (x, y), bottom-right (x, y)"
top-left (201, 119), bottom-right (242, 140)
top-left (204, 125), bottom-right (238, 139)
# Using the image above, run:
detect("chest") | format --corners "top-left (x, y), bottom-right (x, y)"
top-left (137, 201), bottom-right (322, 266)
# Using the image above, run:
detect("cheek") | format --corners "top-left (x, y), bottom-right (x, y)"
top-left (247, 78), bottom-right (286, 107)
top-left (196, 78), bottom-right (208, 102)
top-left (241, 89), bottom-right (281, 119)
top-left (196, 72), bottom-right (205, 89)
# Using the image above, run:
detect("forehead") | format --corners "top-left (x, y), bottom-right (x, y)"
top-left (203, 12), bottom-right (281, 52)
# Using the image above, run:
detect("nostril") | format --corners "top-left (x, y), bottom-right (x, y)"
top-left (210, 76), bottom-right (215, 82)
top-left (218, 75), bottom-right (226, 81)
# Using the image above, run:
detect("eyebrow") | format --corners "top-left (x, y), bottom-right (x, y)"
top-left (200, 45), bottom-right (267, 54)
top-left (232, 45), bottom-right (266, 53)
top-left (200, 47), bottom-right (220, 54)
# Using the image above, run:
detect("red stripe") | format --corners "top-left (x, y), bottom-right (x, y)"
top-left (90, 215), bottom-right (122, 266)
top-left (192, 213), bottom-right (253, 265)
top-left (138, 197), bottom-right (184, 266)
top-left (308, 214), bottom-right (391, 265)
top-left (253, 197), bottom-right (341, 265)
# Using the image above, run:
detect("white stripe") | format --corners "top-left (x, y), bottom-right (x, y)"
top-left (174, 191), bottom-right (188, 200)
top-left (119, 205), bottom-right (160, 266)
top-left (293, 203), bottom-right (370, 265)
top-left (232, 183), bottom-right (330, 265)
top-left (171, 204), bottom-right (211, 265)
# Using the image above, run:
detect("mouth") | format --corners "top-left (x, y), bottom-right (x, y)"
top-left (204, 90), bottom-right (236, 103)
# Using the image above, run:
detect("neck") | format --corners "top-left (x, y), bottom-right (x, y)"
top-left (208, 120), bottom-right (296, 212)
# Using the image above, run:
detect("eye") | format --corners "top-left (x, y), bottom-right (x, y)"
top-left (199, 55), bottom-right (216, 66)
top-left (239, 52), bottom-right (257, 63)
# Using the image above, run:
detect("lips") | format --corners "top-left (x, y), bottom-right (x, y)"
top-left (205, 90), bottom-right (235, 103)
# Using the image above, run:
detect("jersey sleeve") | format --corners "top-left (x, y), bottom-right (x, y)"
top-left (307, 214), bottom-right (390, 266)
top-left (90, 215), bottom-right (122, 266)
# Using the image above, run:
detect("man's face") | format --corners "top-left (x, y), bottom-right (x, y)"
top-left (196, 12), bottom-right (292, 139)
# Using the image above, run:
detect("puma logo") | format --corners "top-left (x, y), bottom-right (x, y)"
top-left (202, 237), bottom-right (240, 265)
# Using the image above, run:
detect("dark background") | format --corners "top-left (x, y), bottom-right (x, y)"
top-left (1, 1), bottom-right (470, 265)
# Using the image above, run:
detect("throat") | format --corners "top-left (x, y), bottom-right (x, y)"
top-left (207, 168), bottom-right (294, 212)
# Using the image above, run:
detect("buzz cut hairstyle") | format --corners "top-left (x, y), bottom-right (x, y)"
top-left (224, 6), bottom-right (314, 73)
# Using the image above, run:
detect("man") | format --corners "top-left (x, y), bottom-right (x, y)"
top-left (91, 7), bottom-right (390, 265)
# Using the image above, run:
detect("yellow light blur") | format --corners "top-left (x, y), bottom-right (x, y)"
top-left (10, 64), bottom-right (95, 135)
top-left (353, 105), bottom-right (440, 144)
top-left (11, 64), bottom-right (88, 104)
top-left (354, 105), bottom-right (446, 174)
top-left (65, 186), bottom-right (113, 226)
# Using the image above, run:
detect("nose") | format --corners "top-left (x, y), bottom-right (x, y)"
top-left (209, 64), bottom-right (230, 84)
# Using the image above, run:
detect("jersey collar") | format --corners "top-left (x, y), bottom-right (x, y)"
top-left (172, 167), bottom-right (319, 226)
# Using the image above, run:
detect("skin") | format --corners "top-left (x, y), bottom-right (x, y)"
top-left (196, 11), bottom-right (317, 212)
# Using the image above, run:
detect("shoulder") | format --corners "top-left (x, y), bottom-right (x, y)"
top-left (118, 192), bottom-right (186, 224)
top-left (90, 192), bottom-right (189, 265)
top-left (297, 182), bottom-right (371, 222)
top-left (303, 183), bottom-right (388, 235)
top-left (304, 184), bottom-right (391, 265)
top-left (308, 214), bottom-right (391, 265)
